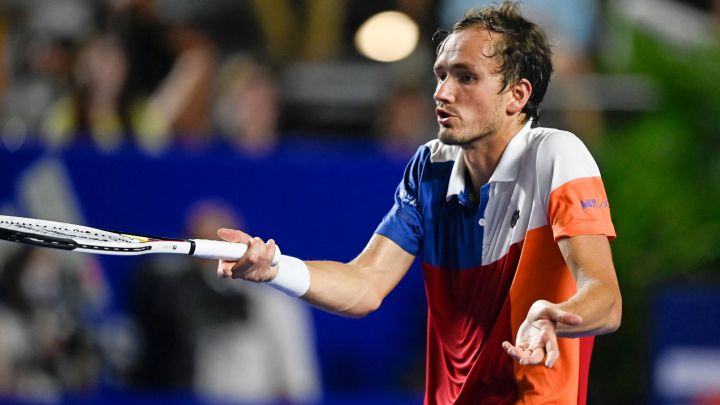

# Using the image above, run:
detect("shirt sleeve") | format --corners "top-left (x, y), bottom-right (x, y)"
top-left (536, 131), bottom-right (616, 241)
top-left (374, 145), bottom-right (429, 255)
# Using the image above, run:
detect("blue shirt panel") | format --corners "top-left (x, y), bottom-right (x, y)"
top-left (376, 145), bottom-right (490, 271)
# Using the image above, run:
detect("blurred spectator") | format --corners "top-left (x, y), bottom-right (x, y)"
top-left (129, 199), bottom-right (321, 403)
top-left (0, 0), bottom-right (91, 146)
top-left (0, 247), bottom-right (108, 403)
top-left (42, 0), bottom-right (216, 152)
top-left (678, 0), bottom-right (720, 22)
top-left (0, 7), bottom-right (8, 101)
top-left (374, 84), bottom-right (435, 159)
top-left (248, 0), bottom-right (348, 62)
top-left (213, 56), bottom-right (281, 156)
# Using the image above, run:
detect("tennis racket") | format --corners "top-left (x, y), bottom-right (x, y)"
top-left (0, 215), bottom-right (280, 264)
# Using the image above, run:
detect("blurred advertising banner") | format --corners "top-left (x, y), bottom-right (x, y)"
top-left (652, 284), bottom-right (720, 404)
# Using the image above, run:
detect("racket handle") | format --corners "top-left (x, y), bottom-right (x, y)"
top-left (190, 239), bottom-right (281, 266)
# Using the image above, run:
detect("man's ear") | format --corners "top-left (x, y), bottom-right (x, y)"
top-left (506, 78), bottom-right (532, 115)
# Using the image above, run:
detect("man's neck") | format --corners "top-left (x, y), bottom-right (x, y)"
top-left (462, 118), bottom-right (526, 193)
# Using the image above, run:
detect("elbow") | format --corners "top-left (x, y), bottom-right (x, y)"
top-left (611, 297), bottom-right (623, 332)
top-left (604, 294), bottom-right (623, 334)
top-left (343, 291), bottom-right (384, 319)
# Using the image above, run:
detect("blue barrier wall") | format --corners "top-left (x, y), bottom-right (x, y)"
top-left (0, 140), bottom-right (428, 403)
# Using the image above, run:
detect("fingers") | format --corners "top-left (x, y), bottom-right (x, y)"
top-left (217, 261), bottom-right (233, 278)
top-left (503, 317), bottom-right (562, 368)
top-left (232, 237), bottom-right (270, 279)
top-left (216, 228), bottom-right (251, 279)
top-left (544, 334), bottom-right (560, 368)
top-left (520, 347), bottom-right (545, 366)
top-left (244, 237), bottom-right (267, 263)
top-left (216, 230), bottom-right (263, 279)
top-left (502, 341), bottom-right (519, 359)
top-left (215, 236), bottom-right (277, 282)
top-left (502, 341), bottom-right (544, 366)
top-left (217, 228), bottom-right (252, 244)
top-left (502, 341), bottom-right (528, 362)
top-left (266, 239), bottom-right (277, 265)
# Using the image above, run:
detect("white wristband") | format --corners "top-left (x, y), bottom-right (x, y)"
top-left (266, 255), bottom-right (310, 297)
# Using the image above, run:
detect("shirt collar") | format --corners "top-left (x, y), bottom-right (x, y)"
top-left (445, 120), bottom-right (533, 202)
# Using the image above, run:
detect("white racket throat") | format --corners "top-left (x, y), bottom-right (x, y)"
top-left (0, 215), bottom-right (280, 265)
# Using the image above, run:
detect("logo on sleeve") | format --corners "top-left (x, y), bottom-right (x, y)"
top-left (580, 198), bottom-right (609, 209)
top-left (398, 189), bottom-right (418, 207)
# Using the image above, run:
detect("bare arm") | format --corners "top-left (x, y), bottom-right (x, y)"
top-left (216, 229), bottom-right (415, 318)
top-left (555, 234), bottom-right (622, 336)
top-left (503, 234), bottom-right (621, 367)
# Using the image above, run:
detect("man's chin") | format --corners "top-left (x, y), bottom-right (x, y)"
top-left (438, 129), bottom-right (463, 145)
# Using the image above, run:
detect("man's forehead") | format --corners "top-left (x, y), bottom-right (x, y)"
top-left (435, 27), bottom-right (499, 64)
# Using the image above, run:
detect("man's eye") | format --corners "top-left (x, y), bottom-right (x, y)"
top-left (460, 75), bottom-right (475, 83)
top-left (435, 73), bottom-right (446, 82)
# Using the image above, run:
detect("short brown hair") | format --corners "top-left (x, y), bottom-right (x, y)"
top-left (434, 1), bottom-right (553, 123)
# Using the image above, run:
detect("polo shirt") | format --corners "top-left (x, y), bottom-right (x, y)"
top-left (376, 121), bottom-right (616, 404)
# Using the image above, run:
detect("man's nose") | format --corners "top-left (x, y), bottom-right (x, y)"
top-left (433, 78), bottom-right (454, 104)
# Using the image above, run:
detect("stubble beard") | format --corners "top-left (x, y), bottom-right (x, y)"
top-left (437, 103), bottom-right (504, 147)
top-left (437, 121), bottom-right (498, 147)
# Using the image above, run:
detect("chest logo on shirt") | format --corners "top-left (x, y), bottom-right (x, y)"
top-left (511, 210), bottom-right (520, 228)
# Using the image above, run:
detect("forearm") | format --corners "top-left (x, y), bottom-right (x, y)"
top-left (217, 231), bottom-right (414, 317)
top-left (296, 236), bottom-right (413, 317)
top-left (302, 260), bottom-right (386, 318)
top-left (554, 234), bottom-right (622, 338)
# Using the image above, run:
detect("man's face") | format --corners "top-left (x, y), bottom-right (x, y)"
top-left (433, 28), bottom-right (511, 145)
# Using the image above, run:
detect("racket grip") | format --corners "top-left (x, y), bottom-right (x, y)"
top-left (190, 239), bottom-right (281, 266)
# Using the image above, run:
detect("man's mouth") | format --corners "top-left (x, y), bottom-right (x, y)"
top-left (436, 108), bottom-right (456, 126)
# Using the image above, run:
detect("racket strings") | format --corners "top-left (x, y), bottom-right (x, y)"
top-left (0, 219), bottom-right (141, 244)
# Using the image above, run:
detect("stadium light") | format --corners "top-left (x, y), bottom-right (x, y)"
top-left (354, 11), bottom-right (419, 63)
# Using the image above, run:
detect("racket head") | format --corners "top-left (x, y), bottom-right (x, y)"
top-left (0, 215), bottom-right (187, 255)
top-left (0, 216), bottom-right (267, 261)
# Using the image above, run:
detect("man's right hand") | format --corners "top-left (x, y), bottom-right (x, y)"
top-left (216, 228), bottom-right (278, 282)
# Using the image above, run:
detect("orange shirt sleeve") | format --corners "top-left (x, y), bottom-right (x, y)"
top-left (547, 176), bottom-right (616, 241)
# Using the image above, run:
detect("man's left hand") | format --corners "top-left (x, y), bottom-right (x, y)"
top-left (501, 300), bottom-right (582, 368)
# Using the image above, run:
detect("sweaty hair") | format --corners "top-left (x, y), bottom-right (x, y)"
top-left (434, 1), bottom-right (553, 123)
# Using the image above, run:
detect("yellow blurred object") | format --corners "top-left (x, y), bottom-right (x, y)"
top-left (355, 11), bottom-right (419, 62)
top-left (249, 0), bottom-right (347, 61)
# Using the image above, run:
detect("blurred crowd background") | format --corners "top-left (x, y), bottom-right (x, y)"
top-left (1, 0), bottom-right (719, 404)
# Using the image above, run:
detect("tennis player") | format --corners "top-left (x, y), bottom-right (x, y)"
top-left (218, 2), bottom-right (621, 403)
